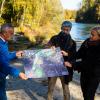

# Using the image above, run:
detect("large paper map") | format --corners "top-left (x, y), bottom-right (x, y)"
top-left (22, 48), bottom-right (68, 78)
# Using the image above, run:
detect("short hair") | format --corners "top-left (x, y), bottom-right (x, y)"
top-left (0, 23), bottom-right (14, 34)
top-left (91, 26), bottom-right (100, 35)
top-left (61, 21), bottom-right (72, 30)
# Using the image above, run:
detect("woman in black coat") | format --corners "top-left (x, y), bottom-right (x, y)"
top-left (76, 26), bottom-right (100, 100)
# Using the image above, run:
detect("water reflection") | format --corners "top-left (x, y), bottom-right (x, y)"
top-left (70, 22), bottom-right (99, 41)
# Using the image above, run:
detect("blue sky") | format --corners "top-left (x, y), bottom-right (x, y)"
top-left (60, 0), bottom-right (82, 10)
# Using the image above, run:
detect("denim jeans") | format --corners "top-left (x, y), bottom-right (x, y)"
top-left (0, 78), bottom-right (7, 100)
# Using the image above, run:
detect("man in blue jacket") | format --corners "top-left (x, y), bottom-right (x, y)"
top-left (0, 23), bottom-right (28, 100)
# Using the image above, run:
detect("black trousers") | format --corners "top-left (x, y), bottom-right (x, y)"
top-left (80, 74), bottom-right (100, 100)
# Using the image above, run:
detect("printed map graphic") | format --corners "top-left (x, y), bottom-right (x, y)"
top-left (22, 48), bottom-right (68, 78)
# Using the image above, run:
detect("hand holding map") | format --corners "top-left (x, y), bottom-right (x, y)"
top-left (22, 47), bottom-right (68, 78)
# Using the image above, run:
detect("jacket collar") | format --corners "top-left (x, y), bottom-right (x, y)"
top-left (0, 36), bottom-right (7, 44)
top-left (0, 36), bottom-right (5, 42)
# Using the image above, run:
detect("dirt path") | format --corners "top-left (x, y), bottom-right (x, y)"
top-left (7, 71), bottom-right (100, 100)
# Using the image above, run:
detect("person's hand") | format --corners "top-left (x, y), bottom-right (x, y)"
top-left (16, 51), bottom-right (23, 58)
top-left (64, 61), bottom-right (72, 67)
top-left (61, 50), bottom-right (68, 56)
top-left (19, 72), bottom-right (28, 80)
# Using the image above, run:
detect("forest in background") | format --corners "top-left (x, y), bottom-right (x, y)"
top-left (76, 0), bottom-right (100, 23)
top-left (0, 0), bottom-right (64, 42)
top-left (0, 0), bottom-right (100, 43)
top-left (64, 0), bottom-right (100, 23)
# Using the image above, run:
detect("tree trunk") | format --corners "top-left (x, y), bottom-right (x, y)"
top-left (0, 0), bottom-right (6, 18)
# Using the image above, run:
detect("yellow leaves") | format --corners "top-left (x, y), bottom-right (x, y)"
top-left (0, 0), bottom-right (64, 42)
top-left (64, 10), bottom-right (76, 20)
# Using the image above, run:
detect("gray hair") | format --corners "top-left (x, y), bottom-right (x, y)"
top-left (0, 23), bottom-right (13, 34)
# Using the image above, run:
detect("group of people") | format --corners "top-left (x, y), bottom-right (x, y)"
top-left (0, 22), bottom-right (100, 100)
top-left (47, 21), bottom-right (100, 100)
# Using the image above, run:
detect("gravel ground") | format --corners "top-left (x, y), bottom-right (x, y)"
top-left (6, 71), bottom-right (100, 100)
top-left (6, 42), bottom-right (100, 100)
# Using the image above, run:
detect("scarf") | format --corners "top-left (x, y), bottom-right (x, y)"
top-left (57, 31), bottom-right (73, 51)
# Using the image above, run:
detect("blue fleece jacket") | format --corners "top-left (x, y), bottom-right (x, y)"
top-left (0, 39), bottom-right (20, 78)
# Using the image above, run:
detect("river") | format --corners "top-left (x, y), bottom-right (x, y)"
top-left (71, 22), bottom-right (99, 41)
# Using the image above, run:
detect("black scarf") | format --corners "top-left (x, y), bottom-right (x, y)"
top-left (57, 31), bottom-right (73, 51)
top-left (84, 38), bottom-right (100, 48)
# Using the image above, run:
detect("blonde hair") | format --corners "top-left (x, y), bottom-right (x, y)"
top-left (91, 26), bottom-right (100, 35)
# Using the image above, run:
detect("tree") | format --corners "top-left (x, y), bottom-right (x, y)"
top-left (0, 0), bottom-right (6, 18)
top-left (76, 0), bottom-right (100, 23)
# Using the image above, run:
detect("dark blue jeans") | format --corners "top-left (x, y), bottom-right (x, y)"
top-left (0, 78), bottom-right (7, 100)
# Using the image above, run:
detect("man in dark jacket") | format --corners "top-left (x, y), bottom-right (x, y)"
top-left (0, 23), bottom-right (28, 100)
top-left (47, 21), bottom-right (76, 100)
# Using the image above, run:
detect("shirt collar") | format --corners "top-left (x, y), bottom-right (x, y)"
top-left (0, 36), bottom-right (6, 42)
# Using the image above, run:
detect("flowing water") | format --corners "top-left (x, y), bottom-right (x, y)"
top-left (71, 22), bottom-right (99, 41)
